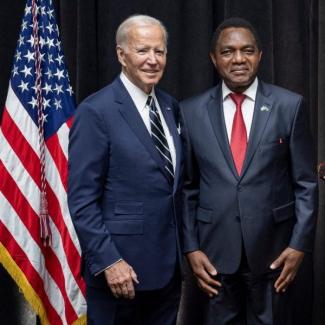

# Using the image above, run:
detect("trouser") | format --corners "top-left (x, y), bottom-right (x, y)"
top-left (87, 271), bottom-right (181, 325)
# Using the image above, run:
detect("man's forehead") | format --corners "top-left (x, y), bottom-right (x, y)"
top-left (217, 27), bottom-right (257, 46)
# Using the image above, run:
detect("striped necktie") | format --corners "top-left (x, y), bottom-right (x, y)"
top-left (147, 96), bottom-right (174, 183)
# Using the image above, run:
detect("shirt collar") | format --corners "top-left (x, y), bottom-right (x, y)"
top-left (120, 72), bottom-right (155, 112)
top-left (222, 77), bottom-right (258, 102)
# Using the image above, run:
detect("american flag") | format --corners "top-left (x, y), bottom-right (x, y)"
top-left (0, 0), bottom-right (86, 324)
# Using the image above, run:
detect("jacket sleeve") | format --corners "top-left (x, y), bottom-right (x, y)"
top-left (68, 101), bottom-right (121, 275)
top-left (288, 97), bottom-right (318, 253)
top-left (180, 104), bottom-right (201, 253)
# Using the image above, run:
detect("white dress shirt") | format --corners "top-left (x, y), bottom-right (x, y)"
top-left (222, 78), bottom-right (258, 141)
top-left (120, 72), bottom-right (176, 171)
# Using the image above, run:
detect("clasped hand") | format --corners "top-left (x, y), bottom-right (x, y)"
top-left (104, 260), bottom-right (139, 299)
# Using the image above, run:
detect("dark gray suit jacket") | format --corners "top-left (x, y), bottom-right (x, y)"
top-left (180, 80), bottom-right (317, 274)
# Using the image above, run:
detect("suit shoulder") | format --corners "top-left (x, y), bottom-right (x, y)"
top-left (180, 86), bottom-right (218, 111)
top-left (78, 83), bottom-right (115, 111)
top-left (262, 82), bottom-right (303, 102)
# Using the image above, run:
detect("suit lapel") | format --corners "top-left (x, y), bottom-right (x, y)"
top-left (114, 79), bottom-right (176, 185)
top-left (207, 85), bottom-right (239, 179)
top-left (240, 81), bottom-right (273, 179)
top-left (157, 92), bottom-right (182, 191)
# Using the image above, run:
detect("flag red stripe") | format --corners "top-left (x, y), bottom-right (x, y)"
top-left (1, 111), bottom-right (85, 293)
top-left (46, 132), bottom-right (68, 191)
top-left (0, 161), bottom-right (79, 323)
top-left (1, 108), bottom-right (41, 185)
top-left (2, 112), bottom-right (85, 289)
top-left (0, 222), bottom-right (63, 325)
top-left (66, 117), bottom-right (73, 129)
top-left (46, 183), bottom-right (86, 293)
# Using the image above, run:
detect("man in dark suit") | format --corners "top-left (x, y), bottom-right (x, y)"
top-left (68, 15), bottom-right (182, 325)
top-left (181, 17), bottom-right (317, 324)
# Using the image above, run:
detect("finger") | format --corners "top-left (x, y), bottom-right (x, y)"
top-left (197, 278), bottom-right (219, 296)
top-left (279, 271), bottom-right (297, 293)
top-left (196, 269), bottom-right (221, 288)
top-left (110, 284), bottom-right (120, 298)
top-left (274, 264), bottom-right (291, 292)
top-left (270, 253), bottom-right (286, 270)
top-left (202, 259), bottom-right (217, 276)
top-left (130, 267), bottom-right (139, 284)
top-left (120, 282), bottom-right (129, 298)
top-left (126, 280), bottom-right (135, 299)
top-left (115, 285), bottom-right (123, 297)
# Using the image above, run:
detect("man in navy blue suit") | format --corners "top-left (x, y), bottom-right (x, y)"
top-left (181, 18), bottom-right (317, 324)
top-left (68, 15), bottom-right (182, 325)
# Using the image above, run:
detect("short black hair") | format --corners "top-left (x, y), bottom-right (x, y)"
top-left (210, 17), bottom-right (262, 52)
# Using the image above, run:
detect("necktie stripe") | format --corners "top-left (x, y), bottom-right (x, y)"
top-left (165, 165), bottom-right (174, 177)
top-left (152, 132), bottom-right (170, 152)
top-left (147, 95), bottom-right (174, 182)
top-left (155, 145), bottom-right (173, 165)
top-left (150, 120), bottom-right (168, 141)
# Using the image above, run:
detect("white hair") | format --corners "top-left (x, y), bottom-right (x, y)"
top-left (116, 15), bottom-right (168, 48)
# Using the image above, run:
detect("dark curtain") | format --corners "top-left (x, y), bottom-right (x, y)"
top-left (0, 0), bottom-right (324, 324)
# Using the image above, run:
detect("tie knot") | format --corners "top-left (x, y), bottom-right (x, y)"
top-left (229, 93), bottom-right (246, 108)
top-left (146, 95), bottom-right (154, 108)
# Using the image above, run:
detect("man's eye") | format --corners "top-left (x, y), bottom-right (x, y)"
top-left (137, 49), bottom-right (147, 54)
top-left (243, 48), bottom-right (255, 54)
top-left (221, 50), bottom-right (232, 55)
top-left (155, 50), bottom-right (165, 55)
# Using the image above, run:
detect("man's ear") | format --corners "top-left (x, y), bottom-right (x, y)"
top-left (259, 50), bottom-right (263, 62)
top-left (116, 45), bottom-right (126, 67)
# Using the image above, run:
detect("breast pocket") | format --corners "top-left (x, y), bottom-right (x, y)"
top-left (259, 138), bottom-right (288, 157)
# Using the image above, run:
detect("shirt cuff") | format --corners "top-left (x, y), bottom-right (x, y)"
top-left (94, 258), bottom-right (123, 276)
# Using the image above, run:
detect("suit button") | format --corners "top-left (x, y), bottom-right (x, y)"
top-left (235, 216), bottom-right (241, 222)
top-left (237, 185), bottom-right (242, 192)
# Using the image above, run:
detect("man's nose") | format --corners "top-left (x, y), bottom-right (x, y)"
top-left (147, 51), bottom-right (158, 64)
top-left (232, 50), bottom-right (245, 63)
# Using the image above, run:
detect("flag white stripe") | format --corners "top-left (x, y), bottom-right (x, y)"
top-left (5, 84), bottom-right (40, 156)
top-left (0, 193), bottom-right (67, 324)
top-left (5, 87), bottom-right (81, 252)
top-left (45, 147), bottom-right (82, 252)
top-left (0, 132), bottom-right (86, 316)
top-left (56, 123), bottom-right (69, 160)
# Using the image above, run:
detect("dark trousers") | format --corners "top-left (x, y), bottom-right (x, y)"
top-left (86, 272), bottom-right (181, 325)
top-left (204, 252), bottom-right (293, 325)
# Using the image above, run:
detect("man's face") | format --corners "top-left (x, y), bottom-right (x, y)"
top-left (117, 24), bottom-right (166, 94)
top-left (210, 27), bottom-right (262, 93)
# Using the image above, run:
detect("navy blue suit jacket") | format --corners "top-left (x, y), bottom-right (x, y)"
top-left (180, 80), bottom-right (317, 274)
top-left (68, 77), bottom-right (183, 290)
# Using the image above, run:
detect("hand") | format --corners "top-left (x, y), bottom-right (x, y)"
top-left (104, 260), bottom-right (139, 299)
top-left (270, 247), bottom-right (305, 293)
top-left (187, 250), bottom-right (221, 297)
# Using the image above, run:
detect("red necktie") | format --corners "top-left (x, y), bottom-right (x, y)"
top-left (229, 93), bottom-right (247, 175)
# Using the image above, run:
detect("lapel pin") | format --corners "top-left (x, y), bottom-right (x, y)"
top-left (260, 105), bottom-right (270, 112)
top-left (166, 107), bottom-right (171, 111)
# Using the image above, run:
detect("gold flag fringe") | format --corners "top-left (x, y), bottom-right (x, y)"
top-left (0, 242), bottom-right (86, 325)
